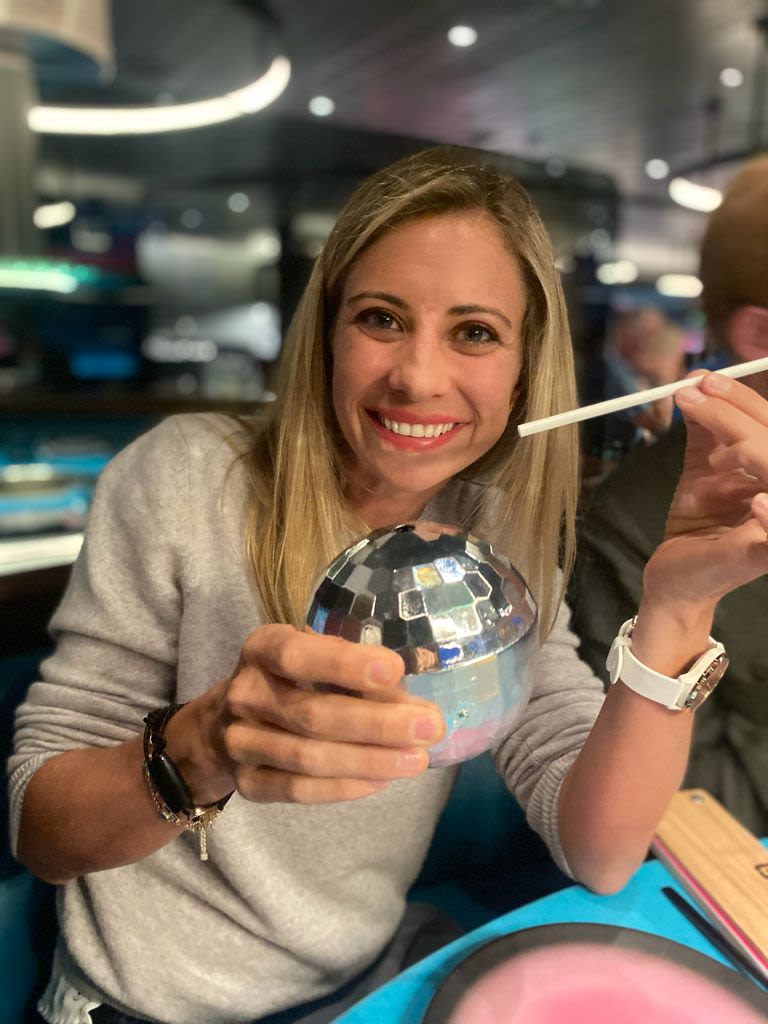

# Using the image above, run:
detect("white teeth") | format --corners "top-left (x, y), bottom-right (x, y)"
top-left (380, 416), bottom-right (455, 437)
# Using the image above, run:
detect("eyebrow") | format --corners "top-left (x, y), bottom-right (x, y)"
top-left (347, 291), bottom-right (408, 310)
top-left (346, 292), bottom-right (514, 329)
top-left (448, 304), bottom-right (513, 329)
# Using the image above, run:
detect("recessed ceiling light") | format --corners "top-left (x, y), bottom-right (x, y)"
top-left (448, 25), bottom-right (477, 47)
top-left (33, 200), bottom-right (76, 229)
top-left (655, 274), bottom-right (703, 298)
top-left (308, 96), bottom-right (335, 117)
top-left (545, 158), bottom-right (567, 177)
top-left (668, 177), bottom-right (722, 212)
top-left (247, 230), bottom-right (282, 264)
top-left (181, 208), bottom-right (203, 230)
top-left (596, 260), bottom-right (638, 285)
top-left (645, 158), bottom-right (669, 180)
top-left (228, 192), bottom-right (250, 213)
top-left (71, 224), bottom-right (113, 254)
top-left (176, 315), bottom-right (198, 334)
top-left (719, 67), bottom-right (744, 88)
top-left (589, 228), bottom-right (611, 249)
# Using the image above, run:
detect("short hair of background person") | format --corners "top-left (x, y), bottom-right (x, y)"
top-left (240, 148), bottom-right (580, 637)
top-left (569, 152), bottom-right (768, 834)
top-left (700, 153), bottom-right (768, 356)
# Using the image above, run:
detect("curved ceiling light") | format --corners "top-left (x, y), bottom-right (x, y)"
top-left (668, 176), bottom-right (723, 212)
top-left (28, 55), bottom-right (290, 136)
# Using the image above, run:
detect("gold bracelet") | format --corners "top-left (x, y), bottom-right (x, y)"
top-left (142, 704), bottom-right (233, 861)
top-left (143, 764), bottom-right (229, 861)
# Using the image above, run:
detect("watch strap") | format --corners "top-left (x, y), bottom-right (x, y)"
top-left (607, 618), bottom-right (727, 711)
top-left (142, 703), bottom-right (233, 860)
top-left (143, 704), bottom-right (195, 814)
top-left (609, 634), bottom-right (690, 709)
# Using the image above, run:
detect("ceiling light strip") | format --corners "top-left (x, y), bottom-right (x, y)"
top-left (28, 56), bottom-right (291, 136)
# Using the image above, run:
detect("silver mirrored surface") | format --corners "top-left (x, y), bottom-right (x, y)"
top-left (306, 522), bottom-right (538, 767)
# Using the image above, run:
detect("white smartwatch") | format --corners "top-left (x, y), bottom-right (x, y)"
top-left (606, 617), bottom-right (728, 711)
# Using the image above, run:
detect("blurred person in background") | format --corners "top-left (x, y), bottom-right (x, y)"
top-left (9, 148), bottom-right (768, 1024)
top-left (602, 306), bottom-right (687, 454)
top-left (571, 153), bottom-right (768, 837)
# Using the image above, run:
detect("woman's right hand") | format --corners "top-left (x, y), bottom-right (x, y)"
top-left (185, 624), bottom-right (446, 804)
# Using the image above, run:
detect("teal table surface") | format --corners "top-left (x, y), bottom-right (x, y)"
top-left (337, 842), bottom-right (768, 1024)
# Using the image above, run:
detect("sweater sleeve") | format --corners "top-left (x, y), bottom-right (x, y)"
top-left (491, 596), bottom-right (605, 876)
top-left (7, 417), bottom-right (191, 855)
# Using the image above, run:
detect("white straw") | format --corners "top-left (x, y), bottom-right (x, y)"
top-left (517, 355), bottom-right (768, 437)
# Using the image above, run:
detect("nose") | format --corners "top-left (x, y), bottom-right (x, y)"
top-left (387, 331), bottom-right (450, 402)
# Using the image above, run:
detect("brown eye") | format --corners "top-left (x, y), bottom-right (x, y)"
top-left (358, 308), bottom-right (401, 332)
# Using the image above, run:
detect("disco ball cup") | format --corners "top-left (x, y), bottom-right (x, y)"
top-left (306, 522), bottom-right (538, 767)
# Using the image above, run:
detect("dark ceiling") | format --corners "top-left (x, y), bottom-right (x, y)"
top-left (22, 0), bottom-right (768, 279)
top-left (273, 0), bottom-right (768, 196)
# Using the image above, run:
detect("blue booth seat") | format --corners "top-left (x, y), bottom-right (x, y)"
top-left (408, 752), bottom-right (569, 930)
top-left (0, 872), bottom-right (56, 1024)
top-left (1, 652), bottom-right (57, 1024)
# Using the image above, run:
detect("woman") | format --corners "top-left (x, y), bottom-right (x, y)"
top-left (10, 148), bottom-right (768, 1024)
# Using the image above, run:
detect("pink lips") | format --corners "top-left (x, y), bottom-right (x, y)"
top-left (366, 409), bottom-right (464, 451)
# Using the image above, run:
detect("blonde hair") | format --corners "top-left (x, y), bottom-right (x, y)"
top-left (238, 148), bottom-right (579, 638)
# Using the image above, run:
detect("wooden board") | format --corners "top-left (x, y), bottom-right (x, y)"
top-left (653, 789), bottom-right (768, 980)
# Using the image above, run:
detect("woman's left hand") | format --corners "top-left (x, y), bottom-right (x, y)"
top-left (642, 371), bottom-right (768, 608)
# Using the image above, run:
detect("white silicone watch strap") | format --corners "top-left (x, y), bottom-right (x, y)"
top-left (607, 618), bottom-right (725, 711)
top-left (612, 641), bottom-right (689, 709)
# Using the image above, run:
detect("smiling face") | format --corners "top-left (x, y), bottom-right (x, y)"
top-left (331, 210), bottom-right (527, 528)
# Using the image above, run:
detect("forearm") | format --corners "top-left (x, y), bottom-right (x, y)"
top-left (559, 598), bottom-right (713, 894)
top-left (17, 736), bottom-right (178, 884)
top-left (16, 693), bottom-right (232, 884)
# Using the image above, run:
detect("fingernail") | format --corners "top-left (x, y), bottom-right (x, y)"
top-left (678, 385), bottom-right (705, 404)
top-left (411, 715), bottom-right (441, 741)
top-left (754, 493), bottom-right (768, 512)
top-left (365, 659), bottom-right (393, 687)
top-left (706, 373), bottom-right (733, 394)
top-left (397, 749), bottom-right (428, 773)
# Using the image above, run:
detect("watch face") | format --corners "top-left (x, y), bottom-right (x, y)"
top-left (685, 653), bottom-right (729, 710)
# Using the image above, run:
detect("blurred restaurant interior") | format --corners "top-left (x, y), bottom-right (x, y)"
top-left (3, 5), bottom-right (768, 1021)
top-left (2, 0), bottom-right (768, 674)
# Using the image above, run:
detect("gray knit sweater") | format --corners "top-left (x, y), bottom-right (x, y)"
top-left (9, 414), bottom-right (604, 1024)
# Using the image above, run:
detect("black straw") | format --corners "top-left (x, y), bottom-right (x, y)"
top-left (661, 885), bottom-right (768, 993)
